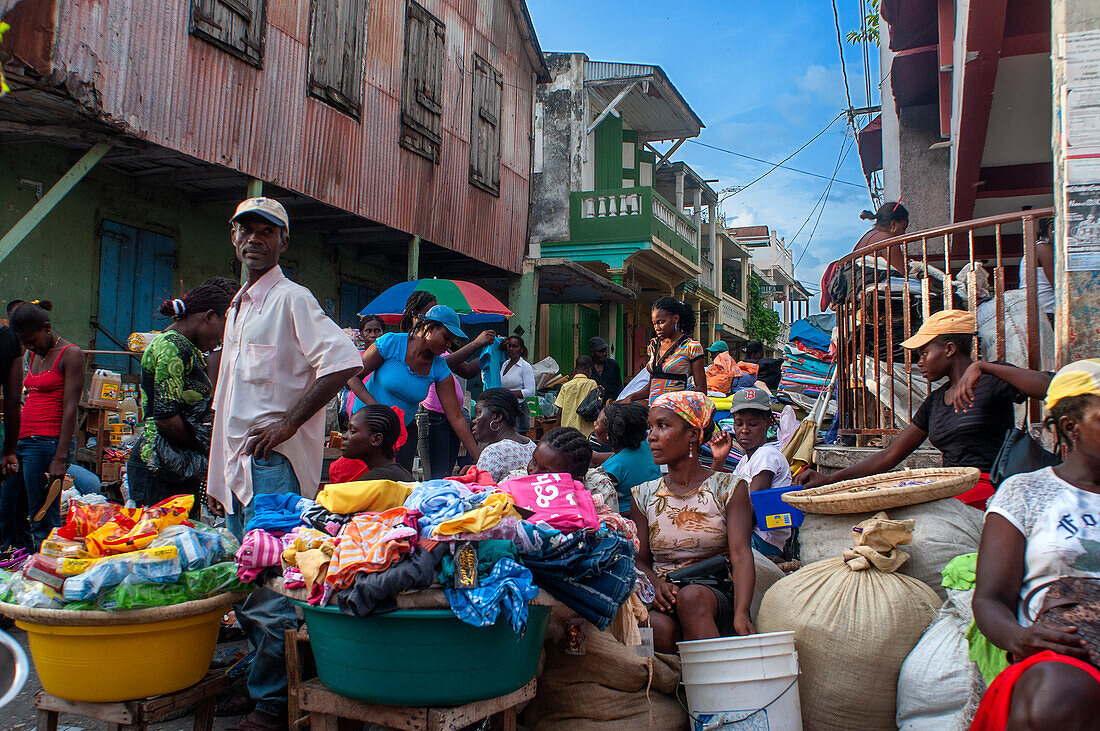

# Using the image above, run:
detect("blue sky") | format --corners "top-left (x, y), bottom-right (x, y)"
top-left (526, 0), bottom-right (881, 300)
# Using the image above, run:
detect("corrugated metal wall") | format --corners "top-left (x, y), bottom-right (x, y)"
top-left (51, 0), bottom-right (536, 272)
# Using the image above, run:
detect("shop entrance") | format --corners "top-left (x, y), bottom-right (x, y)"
top-left (94, 220), bottom-right (174, 372)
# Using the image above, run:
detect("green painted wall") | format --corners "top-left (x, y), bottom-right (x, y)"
top-left (594, 115), bottom-right (623, 191)
top-left (0, 143), bottom-right (402, 353)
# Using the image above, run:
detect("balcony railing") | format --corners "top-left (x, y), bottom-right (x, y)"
top-left (834, 207), bottom-right (1055, 438)
top-left (570, 187), bottom-right (699, 263)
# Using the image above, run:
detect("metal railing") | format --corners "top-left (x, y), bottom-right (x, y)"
top-left (833, 207), bottom-right (1054, 438)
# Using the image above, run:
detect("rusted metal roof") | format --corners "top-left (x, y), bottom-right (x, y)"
top-left (584, 60), bottom-right (703, 142)
top-left (727, 225), bottom-right (770, 240)
top-left (18, 0), bottom-right (543, 273)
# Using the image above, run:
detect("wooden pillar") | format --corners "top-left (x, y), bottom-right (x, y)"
top-left (407, 235), bottom-right (420, 281)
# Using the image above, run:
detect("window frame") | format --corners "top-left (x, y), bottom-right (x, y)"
top-left (468, 53), bottom-right (504, 196)
top-left (399, 0), bottom-right (446, 164)
top-left (307, 0), bottom-right (370, 119)
top-left (189, 0), bottom-right (267, 68)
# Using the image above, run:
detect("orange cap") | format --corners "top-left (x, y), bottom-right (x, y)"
top-left (899, 309), bottom-right (977, 350)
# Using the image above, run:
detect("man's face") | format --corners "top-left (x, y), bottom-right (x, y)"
top-left (592, 347), bottom-right (607, 364)
top-left (232, 215), bottom-right (287, 272)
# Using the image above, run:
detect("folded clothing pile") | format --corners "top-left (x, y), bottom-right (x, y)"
top-left (781, 319), bottom-right (834, 398)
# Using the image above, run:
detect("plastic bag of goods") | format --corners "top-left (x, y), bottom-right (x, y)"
top-left (62, 545), bottom-right (182, 601)
top-left (896, 553), bottom-right (987, 730)
top-left (127, 331), bottom-right (160, 353)
top-left (84, 495), bottom-right (194, 557)
top-left (149, 524), bottom-right (239, 570)
top-left (798, 497), bottom-right (983, 601)
top-left (758, 512), bottom-right (941, 731)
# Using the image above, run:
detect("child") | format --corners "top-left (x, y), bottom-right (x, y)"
top-left (506, 426), bottom-right (619, 510)
top-left (328, 404), bottom-right (414, 483)
top-left (712, 388), bottom-right (792, 559)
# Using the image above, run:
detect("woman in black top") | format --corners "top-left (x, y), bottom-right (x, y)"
top-left (797, 310), bottom-right (1051, 509)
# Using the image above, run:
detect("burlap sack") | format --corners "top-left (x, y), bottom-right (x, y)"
top-left (521, 618), bottom-right (687, 730)
top-left (758, 514), bottom-right (942, 731)
top-left (798, 498), bottom-right (983, 600)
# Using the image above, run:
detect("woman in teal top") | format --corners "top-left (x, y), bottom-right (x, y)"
top-left (593, 403), bottom-right (661, 514)
top-left (348, 305), bottom-right (480, 471)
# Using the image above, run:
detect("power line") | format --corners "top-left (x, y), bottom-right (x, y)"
top-left (831, 0), bottom-right (856, 128)
top-left (685, 139), bottom-right (865, 189)
top-left (717, 113), bottom-right (845, 199)
top-left (789, 131), bottom-right (854, 270)
top-left (799, 139), bottom-right (854, 267)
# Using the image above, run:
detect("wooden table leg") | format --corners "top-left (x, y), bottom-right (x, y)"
top-left (285, 627), bottom-right (303, 729)
top-left (193, 696), bottom-right (216, 731)
top-left (36, 709), bottom-right (58, 731)
top-left (489, 708), bottom-right (517, 731)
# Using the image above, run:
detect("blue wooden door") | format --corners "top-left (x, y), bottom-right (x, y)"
top-left (339, 282), bottom-right (378, 328)
top-left (96, 221), bottom-right (175, 373)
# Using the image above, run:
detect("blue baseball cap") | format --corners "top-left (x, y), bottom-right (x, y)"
top-left (422, 305), bottom-right (467, 340)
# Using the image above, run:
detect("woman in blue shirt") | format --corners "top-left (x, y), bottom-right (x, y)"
top-left (347, 305), bottom-right (480, 471)
top-left (593, 403), bottom-right (661, 514)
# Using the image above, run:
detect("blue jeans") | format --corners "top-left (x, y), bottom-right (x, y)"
top-left (417, 408), bottom-right (460, 480)
top-left (0, 436), bottom-right (68, 551)
top-left (226, 452), bottom-right (301, 718)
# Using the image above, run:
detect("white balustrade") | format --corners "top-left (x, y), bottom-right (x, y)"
top-left (580, 193), bottom-right (641, 219)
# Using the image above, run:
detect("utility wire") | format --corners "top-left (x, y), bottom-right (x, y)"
top-left (713, 112), bottom-right (845, 198)
top-left (798, 139), bottom-right (854, 268)
top-left (685, 138), bottom-right (865, 189)
top-left (789, 131), bottom-right (854, 270)
top-left (831, 0), bottom-right (856, 129)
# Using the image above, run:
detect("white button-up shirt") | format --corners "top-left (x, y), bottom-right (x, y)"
top-left (207, 266), bottom-right (361, 512)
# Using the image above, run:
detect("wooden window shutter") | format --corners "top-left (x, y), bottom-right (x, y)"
top-left (308, 0), bottom-right (368, 118)
top-left (189, 0), bottom-right (266, 68)
top-left (469, 54), bottom-right (502, 195)
top-left (400, 1), bottom-right (444, 163)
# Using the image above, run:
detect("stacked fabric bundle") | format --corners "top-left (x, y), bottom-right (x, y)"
top-left (781, 318), bottom-right (834, 397)
top-left (234, 469), bottom-right (640, 633)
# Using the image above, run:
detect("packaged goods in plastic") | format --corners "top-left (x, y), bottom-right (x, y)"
top-left (150, 524), bottom-right (239, 570)
top-left (758, 513), bottom-right (941, 731)
top-left (62, 546), bottom-right (181, 601)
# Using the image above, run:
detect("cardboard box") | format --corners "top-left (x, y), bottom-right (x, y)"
top-left (100, 463), bottom-right (123, 483)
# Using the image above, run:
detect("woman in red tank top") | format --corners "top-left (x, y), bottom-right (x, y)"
top-left (0, 301), bottom-right (84, 551)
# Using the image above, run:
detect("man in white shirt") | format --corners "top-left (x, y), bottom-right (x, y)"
top-left (208, 197), bottom-right (361, 729)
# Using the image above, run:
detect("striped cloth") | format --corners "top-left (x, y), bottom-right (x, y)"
top-left (325, 507), bottom-right (418, 591)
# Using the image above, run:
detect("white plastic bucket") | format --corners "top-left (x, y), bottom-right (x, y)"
top-left (678, 631), bottom-right (803, 730)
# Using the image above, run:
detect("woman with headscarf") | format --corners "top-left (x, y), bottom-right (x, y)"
top-left (970, 360), bottom-right (1100, 730)
top-left (631, 391), bottom-right (756, 652)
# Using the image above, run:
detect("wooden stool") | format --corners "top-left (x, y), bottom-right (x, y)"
top-left (35, 671), bottom-right (231, 731)
top-left (297, 677), bottom-right (536, 731)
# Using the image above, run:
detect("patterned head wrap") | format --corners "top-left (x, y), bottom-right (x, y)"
top-left (651, 391), bottom-right (715, 430)
top-left (1046, 359), bottom-right (1100, 411)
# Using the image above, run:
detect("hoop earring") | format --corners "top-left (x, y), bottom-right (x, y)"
top-left (490, 418), bottom-right (502, 432)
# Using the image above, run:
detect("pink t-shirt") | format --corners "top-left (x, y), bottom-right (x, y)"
top-left (421, 352), bottom-right (464, 413)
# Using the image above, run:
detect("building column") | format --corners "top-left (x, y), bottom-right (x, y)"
top-left (508, 258), bottom-right (538, 353)
top-left (407, 235), bottom-right (420, 281)
top-left (609, 269), bottom-right (626, 365)
top-left (783, 283), bottom-right (791, 325)
top-left (1053, 0), bottom-right (1100, 364)
top-left (675, 169), bottom-right (685, 211)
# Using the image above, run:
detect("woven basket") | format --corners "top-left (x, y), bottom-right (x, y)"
top-left (0, 591), bottom-right (248, 626)
top-left (781, 467), bottom-right (980, 514)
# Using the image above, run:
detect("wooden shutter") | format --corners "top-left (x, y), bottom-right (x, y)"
top-left (190, 0), bottom-right (266, 67)
top-left (309, 0), bottom-right (368, 118)
top-left (469, 53), bottom-right (503, 195)
top-left (400, 1), bottom-right (444, 163)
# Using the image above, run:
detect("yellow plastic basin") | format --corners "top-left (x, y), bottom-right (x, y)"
top-left (17, 607), bottom-right (224, 702)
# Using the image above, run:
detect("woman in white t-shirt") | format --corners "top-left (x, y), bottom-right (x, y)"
top-left (971, 359), bottom-right (1100, 729)
top-left (500, 336), bottom-right (535, 433)
top-left (712, 388), bottom-right (793, 559)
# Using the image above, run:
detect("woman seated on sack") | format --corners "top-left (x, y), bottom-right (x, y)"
top-left (347, 304), bottom-right (481, 471)
top-left (473, 387), bottom-right (536, 483)
top-left (632, 391), bottom-right (756, 652)
top-left (591, 402), bottom-right (660, 514)
top-left (970, 360), bottom-right (1100, 730)
top-left (796, 309), bottom-right (1052, 509)
top-left (329, 404), bottom-right (414, 483)
top-left (508, 426), bottom-right (618, 509)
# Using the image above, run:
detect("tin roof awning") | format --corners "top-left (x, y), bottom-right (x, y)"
top-left (584, 61), bottom-right (703, 142)
top-left (536, 258), bottom-right (636, 303)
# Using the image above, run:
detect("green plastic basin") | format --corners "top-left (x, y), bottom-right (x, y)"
top-left (296, 603), bottom-right (549, 706)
